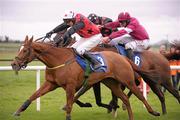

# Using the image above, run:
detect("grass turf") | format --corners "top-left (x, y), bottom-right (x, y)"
top-left (0, 70), bottom-right (179, 120)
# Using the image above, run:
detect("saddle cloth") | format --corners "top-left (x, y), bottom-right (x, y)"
top-left (76, 53), bottom-right (107, 72)
top-left (115, 44), bottom-right (142, 67)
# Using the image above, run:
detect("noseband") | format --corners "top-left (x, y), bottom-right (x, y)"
top-left (15, 44), bottom-right (33, 69)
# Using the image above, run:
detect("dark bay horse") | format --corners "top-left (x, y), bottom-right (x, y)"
top-left (11, 36), bottom-right (160, 120)
top-left (54, 32), bottom-right (180, 115)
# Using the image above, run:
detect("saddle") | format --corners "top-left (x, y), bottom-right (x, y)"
top-left (75, 53), bottom-right (107, 72)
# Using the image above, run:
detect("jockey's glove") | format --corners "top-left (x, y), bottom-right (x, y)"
top-left (45, 31), bottom-right (54, 38)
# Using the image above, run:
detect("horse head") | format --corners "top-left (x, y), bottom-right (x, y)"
top-left (11, 36), bottom-right (36, 71)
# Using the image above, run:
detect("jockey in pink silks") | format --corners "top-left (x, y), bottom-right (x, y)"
top-left (102, 12), bottom-right (150, 60)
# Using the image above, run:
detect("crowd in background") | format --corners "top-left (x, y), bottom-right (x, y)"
top-left (159, 44), bottom-right (180, 91)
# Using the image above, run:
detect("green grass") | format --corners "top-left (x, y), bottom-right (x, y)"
top-left (0, 70), bottom-right (179, 120)
top-left (0, 42), bottom-right (179, 120)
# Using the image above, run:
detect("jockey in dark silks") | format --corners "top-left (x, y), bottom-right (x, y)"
top-left (88, 13), bottom-right (117, 37)
top-left (87, 13), bottom-right (113, 25)
top-left (45, 10), bottom-right (102, 68)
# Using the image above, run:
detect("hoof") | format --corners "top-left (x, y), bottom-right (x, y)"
top-left (66, 115), bottom-right (71, 120)
top-left (151, 111), bottom-right (160, 116)
top-left (107, 106), bottom-right (112, 113)
top-left (162, 111), bottom-right (167, 115)
top-left (122, 103), bottom-right (127, 111)
top-left (62, 106), bottom-right (67, 111)
top-left (112, 109), bottom-right (118, 118)
top-left (84, 103), bottom-right (92, 107)
top-left (13, 111), bottom-right (20, 116)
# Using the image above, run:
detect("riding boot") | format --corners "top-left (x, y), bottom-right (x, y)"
top-left (126, 49), bottom-right (134, 61)
top-left (83, 51), bottom-right (101, 69)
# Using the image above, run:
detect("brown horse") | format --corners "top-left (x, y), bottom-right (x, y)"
top-left (11, 36), bottom-right (160, 120)
top-left (92, 44), bottom-right (180, 114)
top-left (54, 32), bottom-right (180, 114)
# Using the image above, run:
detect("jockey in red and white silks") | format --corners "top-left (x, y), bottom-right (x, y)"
top-left (46, 10), bottom-right (102, 55)
top-left (102, 12), bottom-right (150, 52)
top-left (45, 10), bottom-right (102, 67)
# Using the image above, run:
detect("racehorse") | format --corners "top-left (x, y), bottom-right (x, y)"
top-left (11, 36), bottom-right (160, 120)
top-left (90, 44), bottom-right (180, 114)
top-left (54, 32), bottom-right (180, 115)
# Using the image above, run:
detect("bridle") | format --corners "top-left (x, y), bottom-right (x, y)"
top-left (14, 42), bottom-right (53, 69)
top-left (14, 44), bottom-right (34, 69)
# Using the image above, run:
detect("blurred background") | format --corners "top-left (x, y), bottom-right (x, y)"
top-left (0, 0), bottom-right (180, 43)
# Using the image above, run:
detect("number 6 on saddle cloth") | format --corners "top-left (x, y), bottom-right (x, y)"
top-left (115, 44), bottom-right (142, 67)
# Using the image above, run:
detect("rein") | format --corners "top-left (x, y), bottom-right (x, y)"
top-left (46, 64), bottom-right (65, 70)
top-left (46, 57), bottom-right (76, 70)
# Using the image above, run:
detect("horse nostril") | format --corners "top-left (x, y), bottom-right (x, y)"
top-left (11, 62), bottom-right (17, 69)
top-left (11, 63), bottom-right (15, 66)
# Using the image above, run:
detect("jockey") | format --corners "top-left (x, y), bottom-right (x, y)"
top-left (88, 13), bottom-right (117, 37)
top-left (101, 12), bottom-right (150, 60)
top-left (168, 39), bottom-right (180, 47)
top-left (45, 10), bottom-right (102, 68)
top-left (87, 13), bottom-right (113, 25)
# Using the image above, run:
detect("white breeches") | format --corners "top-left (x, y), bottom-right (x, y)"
top-left (71, 34), bottom-right (102, 55)
top-left (109, 34), bottom-right (149, 52)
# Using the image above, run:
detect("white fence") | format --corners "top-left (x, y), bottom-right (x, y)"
top-left (0, 65), bottom-right (180, 111)
top-left (0, 66), bottom-right (45, 111)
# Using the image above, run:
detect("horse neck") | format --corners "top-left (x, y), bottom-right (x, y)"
top-left (32, 42), bottom-right (74, 67)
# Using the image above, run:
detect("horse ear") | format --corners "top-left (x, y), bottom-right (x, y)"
top-left (29, 36), bottom-right (34, 43)
top-left (24, 35), bottom-right (29, 43)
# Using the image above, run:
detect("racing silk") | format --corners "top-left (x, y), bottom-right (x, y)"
top-left (105, 17), bottom-right (149, 41)
top-left (75, 13), bottom-right (100, 38)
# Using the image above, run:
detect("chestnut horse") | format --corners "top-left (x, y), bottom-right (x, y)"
top-left (54, 33), bottom-right (180, 115)
top-left (11, 36), bottom-right (160, 120)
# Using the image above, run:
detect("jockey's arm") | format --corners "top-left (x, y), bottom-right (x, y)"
top-left (103, 17), bottom-right (113, 24)
top-left (45, 22), bottom-right (70, 38)
top-left (51, 22), bottom-right (70, 33)
top-left (62, 21), bottom-right (85, 42)
top-left (109, 28), bottom-right (132, 40)
top-left (104, 21), bottom-right (120, 29)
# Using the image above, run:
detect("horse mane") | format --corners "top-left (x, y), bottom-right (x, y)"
top-left (32, 41), bottom-right (76, 56)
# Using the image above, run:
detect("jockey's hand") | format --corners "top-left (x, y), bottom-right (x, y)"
top-left (97, 25), bottom-right (103, 29)
top-left (102, 37), bottom-right (111, 44)
top-left (45, 31), bottom-right (54, 38)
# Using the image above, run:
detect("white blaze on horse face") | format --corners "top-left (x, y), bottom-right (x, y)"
top-left (19, 46), bottom-right (24, 54)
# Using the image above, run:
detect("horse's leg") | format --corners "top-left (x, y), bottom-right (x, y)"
top-left (75, 82), bottom-right (111, 109)
top-left (13, 81), bottom-right (58, 116)
top-left (122, 78), bottom-right (140, 110)
top-left (63, 85), bottom-right (91, 112)
top-left (93, 82), bottom-right (114, 111)
top-left (103, 80), bottom-right (134, 120)
top-left (162, 78), bottom-right (180, 103)
top-left (122, 91), bottom-right (133, 110)
top-left (65, 84), bottom-right (76, 120)
top-left (107, 92), bottom-right (119, 113)
top-left (149, 83), bottom-right (166, 114)
top-left (75, 100), bottom-right (92, 107)
top-left (126, 81), bottom-right (160, 116)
